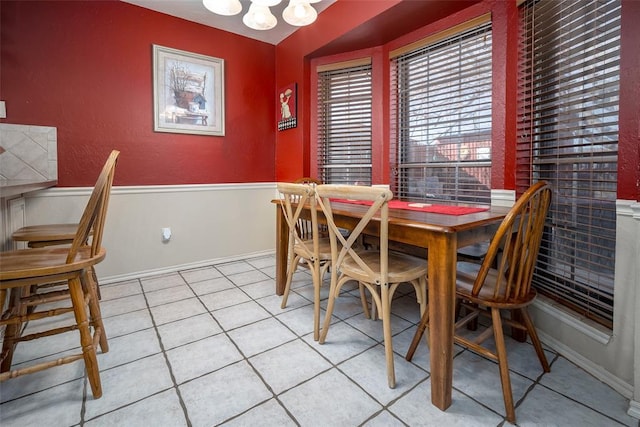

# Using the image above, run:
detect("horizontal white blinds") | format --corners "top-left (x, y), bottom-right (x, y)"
top-left (516, 0), bottom-right (620, 327)
top-left (317, 62), bottom-right (372, 185)
top-left (391, 23), bottom-right (492, 204)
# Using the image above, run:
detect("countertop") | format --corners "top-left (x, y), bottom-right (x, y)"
top-left (0, 179), bottom-right (58, 199)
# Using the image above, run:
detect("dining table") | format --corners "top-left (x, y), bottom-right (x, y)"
top-left (272, 197), bottom-right (511, 412)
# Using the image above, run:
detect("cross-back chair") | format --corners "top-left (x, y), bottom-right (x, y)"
top-left (0, 149), bottom-right (119, 399)
top-left (316, 184), bottom-right (427, 388)
top-left (277, 182), bottom-right (332, 341)
top-left (405, 181), bottom-right (552, 423)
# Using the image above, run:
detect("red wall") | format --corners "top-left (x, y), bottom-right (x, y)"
top-left (3, 0), bottom-right (637, 199)
top-left (0, 1), bottom-right (276, 186)
top-left (275, 0), bottom-right (640, 200)
top-left (274, 0), bottom-right (402, 182)
top-left (618, 0), bottom-right (640, 201)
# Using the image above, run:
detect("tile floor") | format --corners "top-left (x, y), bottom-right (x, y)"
top-left (0, 254), bottom-right (637, 426)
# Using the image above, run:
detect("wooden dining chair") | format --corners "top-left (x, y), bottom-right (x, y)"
top-left (405, 181), bottom-right (552, 423)
top-left (277, 182), bottom-right (332, 341)
top-left (316, 184), bottom-right (427, 388)
top-left (0, 150), bottom-right (119, 399)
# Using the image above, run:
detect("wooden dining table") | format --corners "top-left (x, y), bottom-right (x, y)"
top-left (273, 198), bottom-right (511, 412)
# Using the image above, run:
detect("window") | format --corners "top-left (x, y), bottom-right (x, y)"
top-left (391, 19), bottom-right (492, 204)
top-left (316, 60), bottom-right (372, 185)
top-left (517, 0), bottom-right (620, 327)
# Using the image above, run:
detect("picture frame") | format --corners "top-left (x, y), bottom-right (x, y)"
top-left (277, 83), bottom-right (297, 131)
top-left (153, 45), bottom-right (225, 136)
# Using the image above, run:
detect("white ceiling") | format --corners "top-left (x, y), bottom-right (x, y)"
top-left (121, 0), bottom-right (336, 45)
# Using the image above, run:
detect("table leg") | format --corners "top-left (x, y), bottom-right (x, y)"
top-left (427, 233), bottom-right (457, 410)
top-left (275, 205), bottom-right (288, 296)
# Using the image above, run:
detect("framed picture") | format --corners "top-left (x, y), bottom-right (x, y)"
top-left (278, 83), bottom-right (297, 131)
top-left (153, 45), bottom-right (225, 136)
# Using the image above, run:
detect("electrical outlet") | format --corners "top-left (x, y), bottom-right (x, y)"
top-left (161, 227), bottom-right (171, 242)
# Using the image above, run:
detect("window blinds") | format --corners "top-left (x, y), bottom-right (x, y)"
top-left (516, 0), bottom-right (620, 327)
top-left (391, 22), bottom-right (492, 204)
top-left (317, 62), bottom-right (373, 185)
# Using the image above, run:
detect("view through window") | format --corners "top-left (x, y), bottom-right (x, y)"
top-left (390, 22), bottom-right (493, 204)
top-left (516, 0), bottom-right (620, 327)
top-left (316, 61), bottom-right (373, 185)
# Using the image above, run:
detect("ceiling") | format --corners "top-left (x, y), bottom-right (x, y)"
top-left (121, 0), bottom-right (337, 45)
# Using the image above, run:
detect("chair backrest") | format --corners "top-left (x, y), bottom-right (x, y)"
top-left (315, 184), bottom-right (393, 284)
top-left (292, 177), bottom-right (322, 239)
top-left (293, 177), bottom-right (321, 185)
top-left (66, 150), bottom-right (120, 264)
top-left (276, 182), bottom-right (319, 261)
top-left (471, 181), bottom-right (552, 301)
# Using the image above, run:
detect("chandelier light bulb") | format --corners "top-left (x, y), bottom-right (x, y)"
top-left (243, 3), bottom-right (277, 30)
top-left (294, 3), bottom-right (306, 18)
top-left (202, 0), bottom-right (242, 16)
top-left (204, 0), bottom-right (322, 30)
top-left (283, 0), bottom-right (317, 26)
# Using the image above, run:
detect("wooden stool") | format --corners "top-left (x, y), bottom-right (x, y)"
top-left (0, 150), bottom-right (119, 398)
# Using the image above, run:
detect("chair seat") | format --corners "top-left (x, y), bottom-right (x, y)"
top-left (12, 224), bottom-right (80, 247)
top-left (341, 250), bottom-right (427, 284)
top-left (0, 246), bottom-right (106, 282)
top-left (295, 237), bottom-right (333, 260)
top-left (457, 241), bottom-right (489, 262)
top-left (455, 261), bottom-right (537, 308)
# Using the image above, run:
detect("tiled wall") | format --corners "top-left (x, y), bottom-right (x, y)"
top-left (0, 123), bottom-right (57, 181)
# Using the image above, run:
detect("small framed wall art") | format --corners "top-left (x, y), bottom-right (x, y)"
top-left (278, 83), bottom-right (297, 131)
top-left (153, 44), bottom-right (225, 136)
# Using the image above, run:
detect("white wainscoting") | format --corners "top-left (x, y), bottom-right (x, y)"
top-left (21, 184), bottom-right (640, 417)
top-left (528, 199), bottom-right (639, 417)
top-left (22, 183), bottom-right (278, 282)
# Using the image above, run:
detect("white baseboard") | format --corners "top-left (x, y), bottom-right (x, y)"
top-left (628, 399), bottom-right (640, 420)
top-left (99, 249), bottom-right (275, 284)
top-left (536, 328), bottom-right (634, 399)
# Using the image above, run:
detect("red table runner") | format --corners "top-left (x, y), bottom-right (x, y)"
top-left (331, 199), bottom-right (489, 215)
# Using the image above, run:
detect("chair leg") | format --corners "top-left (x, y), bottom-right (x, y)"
top-left (319, 275), bottom-right (340, 344)
top-left (380, 283), bottom-right (396, 388)
top-left (458, 300), bottom-right (479, 331)
top-left (406, 308), bottom-right (429, 361)
top-left (280, 254), bottom-right (300, 309)
top-left (69, 276), bottom-right (102, 399)
top-left (519, 308), bottom-right (550, 372)
top-left (312, 261), bottom-right (321, 341)
top-left (414, 277), bottom-right (427, 316)
top-left (491, 307), bottom-right (516, 423)
top-left (359, 282), bottom-right (371, 319)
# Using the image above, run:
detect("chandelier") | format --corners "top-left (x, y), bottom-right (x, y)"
top-left (202, 0), bottom-right (321, 31)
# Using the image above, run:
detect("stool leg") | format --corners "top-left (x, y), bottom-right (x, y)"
top-left (89, 266), bottom-right (101, 300)
top-left (69, 276), bottom-right (102, 398)
top-left (81, 270), bottom-right (108, 353)
top-left (0, 287), bottom-right (27, 372)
